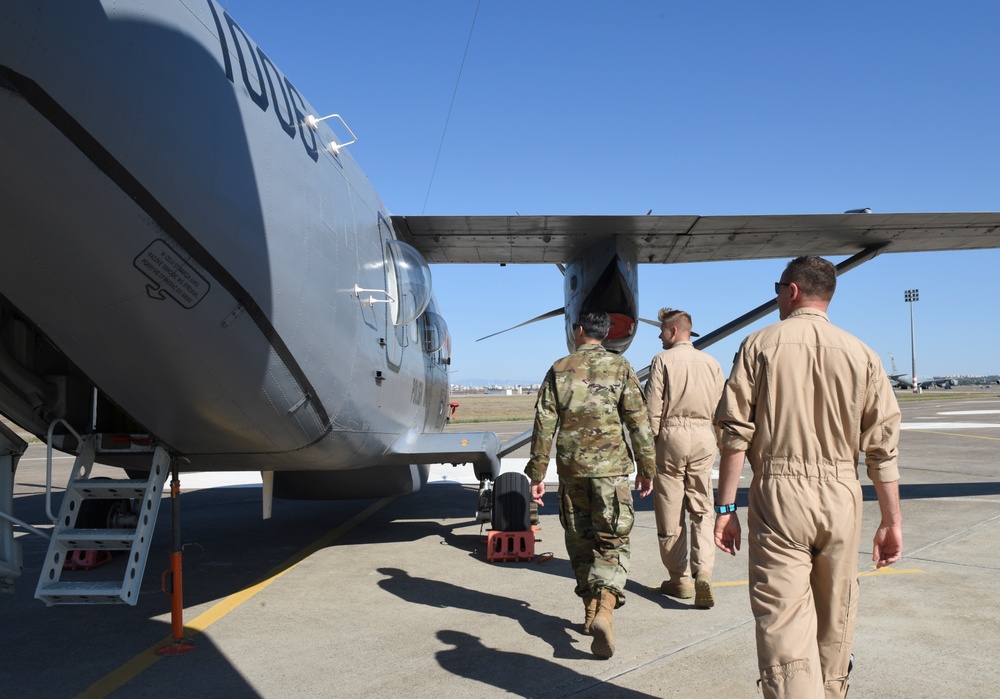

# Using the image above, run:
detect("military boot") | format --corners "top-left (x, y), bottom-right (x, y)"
top-left (590, 589), bottom-right (617, 658)
top-left (694, 572), bottom-right (715, 609)
top-left (582, 594), bottom-right (598, 635)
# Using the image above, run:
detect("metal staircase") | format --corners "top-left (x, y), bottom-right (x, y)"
top-left (35, 435), bottom-right (169, 605)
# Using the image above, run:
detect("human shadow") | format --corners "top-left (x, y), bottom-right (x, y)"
top-left (435, 630), bottom-right (658, 698)
top-left (377, 567), bottom-right (590, 660)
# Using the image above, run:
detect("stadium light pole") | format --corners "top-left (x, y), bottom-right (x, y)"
top-left (905, 289), bottom-right (919, 393)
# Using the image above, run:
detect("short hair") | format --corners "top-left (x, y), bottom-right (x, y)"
top-left (575, 309), bottom-right (610, 340)
top-left (657, 308), bottom-right (692, 332)
top-left (784, 256), bottom-right (836, 301)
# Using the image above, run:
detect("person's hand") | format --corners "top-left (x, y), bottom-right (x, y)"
top-left (530, 480), bottom-right (545, 507)
top-left (872, 521), bottom-right (902, 568)
top-left (635, 476), bottom-right (653, 498)
top-left (714, 512), bottom-right (741, 555)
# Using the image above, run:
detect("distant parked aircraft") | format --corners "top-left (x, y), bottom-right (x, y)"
top-left (887, 354), bottom-right (959, 389)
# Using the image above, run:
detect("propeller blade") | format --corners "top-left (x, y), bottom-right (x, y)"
top-left (476, 307), bottom-right (565, 342)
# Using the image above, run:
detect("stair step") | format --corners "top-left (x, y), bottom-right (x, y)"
top-left (37, 581), bottom-right (130, 605)
top-left (68, 480), bottom-right (150, 498)
top-left (54, 529), bottom-right (137, 549)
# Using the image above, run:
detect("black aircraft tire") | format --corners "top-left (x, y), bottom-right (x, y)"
top-left (491, 472), bottom-right (531, 532)
top-left (76, 499), bottom-right (114, 529)
top-left (75, 477), bottom-right (129, 529)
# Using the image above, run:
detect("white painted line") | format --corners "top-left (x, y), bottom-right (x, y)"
top-left (179, 471), bottom-right (262, 490)
top-left (901, 422), bottom-right (1000, 430)
top-left (428, 457), bottom-right (533, 485)
top-left (937, 410), bottom-right (1000, 416)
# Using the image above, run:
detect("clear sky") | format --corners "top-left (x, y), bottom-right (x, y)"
top-left (223, 0), bottom-right (1000, 384)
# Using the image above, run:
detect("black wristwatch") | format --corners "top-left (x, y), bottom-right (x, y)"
top-left (714, 503), bottom-right (737, 514)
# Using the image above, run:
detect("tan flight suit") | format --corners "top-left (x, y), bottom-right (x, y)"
top-left (715, 309), bottom-right (900, 699)
top-left (645, 341), bottom-right (725, 587)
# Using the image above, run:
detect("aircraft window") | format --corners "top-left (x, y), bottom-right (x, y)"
top-left (422, 311), bottom-right (448, 354)
top-left (385, 240), bottom-right (432, 326)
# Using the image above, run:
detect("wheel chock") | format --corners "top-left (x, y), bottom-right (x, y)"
top-left (63, 549), bottom-right (113, 570)
top-left (486, 530), bottom-right (536, 562)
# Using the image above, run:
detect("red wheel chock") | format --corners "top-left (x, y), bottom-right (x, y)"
top-left (486, 528), bottom-right (538, 563)
top-left (63, 550), bottom-right (113, 570)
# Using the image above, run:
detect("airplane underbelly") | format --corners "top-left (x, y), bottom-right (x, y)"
top-left (0, 79), bottom-right (329, 457)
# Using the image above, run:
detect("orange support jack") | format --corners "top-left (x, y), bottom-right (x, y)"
top-left (156, 463), bottom-right (195, 656)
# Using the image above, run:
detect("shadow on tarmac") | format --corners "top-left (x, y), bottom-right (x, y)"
top-left (377, 567), bottom-right (589, 660)
top-left (879, 481), bottom-right (1000, 500)
top-left (435, 630), bottom-right (659, 698)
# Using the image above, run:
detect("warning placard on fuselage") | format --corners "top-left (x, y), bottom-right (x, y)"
top-left (133, 239), bottom-right (210, 309)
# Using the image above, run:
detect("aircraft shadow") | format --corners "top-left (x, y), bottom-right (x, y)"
top-left (435, 629), bottom-right (659, 698)
top-left (867, 481), bottom-right (1000, 500)
top-left (12, 487), bottom-right (405, 607)
top-left (3, 556), bottom-right (262, 698)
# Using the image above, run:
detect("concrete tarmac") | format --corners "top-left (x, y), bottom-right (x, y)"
top-left (2, 393), bottom-right (999, 698)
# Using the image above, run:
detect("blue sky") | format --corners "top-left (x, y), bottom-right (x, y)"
top-left (224, 1), bottom-right (1000, 384)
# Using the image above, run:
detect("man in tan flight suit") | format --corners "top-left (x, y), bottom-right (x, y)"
top-left (714, 256), bottom-right (903, 699)
top-left (645, 308), bottom-right (724, 608)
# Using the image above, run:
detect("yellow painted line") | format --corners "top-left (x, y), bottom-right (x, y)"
top-left (714, 579), bottom-right (749, 588)
top-left (860, 566), bottom-right (923, 577)
top-left (75, 496), bottom-right (395, 699)
top-left (901, 429), bottom-right (1000, 441)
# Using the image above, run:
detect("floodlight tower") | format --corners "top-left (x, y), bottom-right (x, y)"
top-left (905, 289), bottom-right (919, 393)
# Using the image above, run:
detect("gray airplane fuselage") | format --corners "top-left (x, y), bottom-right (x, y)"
top-left (0, 1), bottom-right (452, 494)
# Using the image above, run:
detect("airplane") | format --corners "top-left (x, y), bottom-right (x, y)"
top-left (886, 354), bottom-right (959, 390)
top-left (2, 0), bottom-right (1000, 606)
top-left (892, 375), bottom-right (959, 390)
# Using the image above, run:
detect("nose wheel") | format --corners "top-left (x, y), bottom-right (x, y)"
top-left (476, 472), bottom-right (537, 531)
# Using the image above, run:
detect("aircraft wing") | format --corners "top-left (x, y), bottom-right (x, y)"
top-left (392, 212), bottom-right (1000, 264)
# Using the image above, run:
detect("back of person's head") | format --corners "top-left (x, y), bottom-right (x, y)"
top-left (785, 256), bottom-right (836, 301)
top-left (576, 309), bottom-right (611, 340)
top-left (657, 308), bottom-right (693, 333)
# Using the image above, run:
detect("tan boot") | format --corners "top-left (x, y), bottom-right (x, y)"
top-left (660, 580), bottom-right (694, 599)
top-left (694, 572), bottom-right (715, 609)
top-left (582, 594), bottom-right (598, 635)
top-left (590, 589), bottom-right (617, 658)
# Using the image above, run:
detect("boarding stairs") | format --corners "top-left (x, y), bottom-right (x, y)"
top-left (35, 432), bottom-right (168, 605)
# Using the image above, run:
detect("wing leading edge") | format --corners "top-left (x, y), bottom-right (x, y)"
top-left (392, 212), bottom-right (1000, 264)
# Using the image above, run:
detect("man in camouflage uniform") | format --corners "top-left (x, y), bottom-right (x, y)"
top-left (525, 309), bottom-right (656, 659)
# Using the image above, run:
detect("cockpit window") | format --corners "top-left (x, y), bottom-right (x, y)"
top-left (419, 296), bottom-right (450, 363)
top-left (385, 240), bottom-right (432, 326)
top-left (423, 311), bottom-right (448, 354)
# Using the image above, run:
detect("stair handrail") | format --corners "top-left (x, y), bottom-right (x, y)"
top-left (45, 418), bottom-right (83, 524)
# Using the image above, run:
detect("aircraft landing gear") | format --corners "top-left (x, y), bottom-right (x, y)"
top-left (476, 472), bottom-right (539, 531)
top-left (480, 472), bottom-right (540, 562)
top-left (475, 478), bottom-right (493, 524)
top-left (491, 472), bottom-right (531, 532)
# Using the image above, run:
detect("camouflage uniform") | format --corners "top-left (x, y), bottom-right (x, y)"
top-left (525, 344), bottom-right (656, 605)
